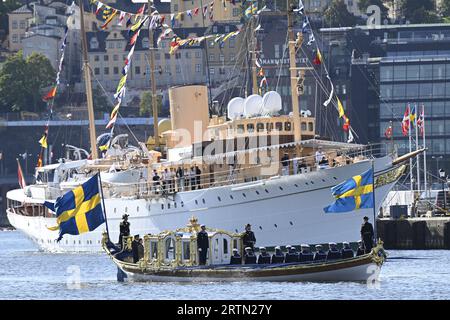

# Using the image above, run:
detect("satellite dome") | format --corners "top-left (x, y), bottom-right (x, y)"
top-left (243, 94), bottom-right (263, 117)
top-left (261, 91), bottom-right (282, 115)
top-left (227, 97), bottom-right (245, 120)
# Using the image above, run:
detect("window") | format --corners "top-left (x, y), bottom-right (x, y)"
top-left (195, 64), bottom-right (201, 73)
top-left (420, 65), bottom-right (433, 80)
top-left (134, 53), bottom-right (140, 61)
top-left (155, 53), bottom-right (160, 60)
top-left (185, 52), bottom-right (191, 59)
top-left (113, 67), bottom-right (119, 74)
top-left (94, 55), bottom-right (99, 61)
top-left (219, 67), bottom-right (225, 75)
top-left (407, 64), bottom-right (420, 80)
top-left (380, 65), bottom-right (393, 82)
top-left (301, 122), bottom-right (307, 131)
top-left (104, 67), bottom-right (109, 75)
top-left (433, 83), bottom-right (445, 97)
top-left (230, 53), bottom-right (236, 61)
top-left (165, 65), bottom-right (170, 73)
top-left (219, 54), bottom-right (224, 62)
top-left (94, 67), bottom-right (100, 75)
top-left (247, 123), bottom-right (254, 132)
top-left (209, 67), bottom-right (215, 75)
top-left (257, 123), bottom-right (265, 132)
top-left (225, 26), bottom-right (230, 33)
top-left (104, 55), bottom-right (109, 61)
top-left (275, 122), bottom-right (283, 131)
top-left (150, 241), bottom-right (158, 259)
top-left (419, 83), bottom-right (432, 98)
top-left (116, 42), bottom-right (122, 49)
top-left (229, 38), bottom-right (236, 48)
top-left (12, 34), bottom-right (18, 43)
top-left (165, 237), bottom-right (176, 260)
top-left (274, 44), bottom-right (280, 59)
top-left (195, 51), bottom-right (201, 58)
top-left (90, 38), bottom-right (99, 49)
top-left (233, 8), bottom-right (240, 17)
top-left (19, 21), bottom-right (25, 29)
top-left (107, 42), bottom-right (114, 49)
top-left (393, 65), bottom-right (406, 81)
top-left (135, 66), bottom-right (140, 75)
top-left (236, 124), bottom-right (245, 133)
top-left (182, 241), bottom-right (190, 260)
top-left (142, 37), bottom-right (149, 48)
top-left (209, 53), bottom-right (215, 61)
top-left (284, 122), bottom-right (292, 131)
top-left (176, 65), bottom-right (181, 73)
top-left (223, 238), bottom-right (228, 254)
top-left (12, 21), bottom-right (18, 29)
top-left (113, 54), bottom-right (118, 61)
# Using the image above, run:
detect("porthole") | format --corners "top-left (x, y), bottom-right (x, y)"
top-left (195, 200), bottom-right (198, 205)
top-left (242, 193), bottom-right (246, 198)
top-left (310, 181), bottom-right (314, 184)
top-left (230, 195), bottom-right (234, 200)
top-left (202, 199), bottom-right (206, 204)
top-left (174, 202), bottom-right (177, 208)
top-left (289, 221), bottom-right (293, 226)
top-left (333, 177), bottom-right (338, 180)
top-left (181, 201), bottom-right (184, 207)
top-left (294, 184), bottom-right (298, 187)
top-left (305, 182), bottom-right (309, 185)
top-left (274, 224), bottom-right (278, 228)
top-left (322, 179), bottom-right (326, 182)
top-left (168, 203), bottom-right (171, 209)
top-left (161, 204), bottom-right (164, 210)
top-left (217, 196), bottom-right (221, 201)
top-left (279, 186), bottom-right (283, 191)
top-left (235, 229), bottom-right (238, 233)
top-left (137, 206), bottom-right (139, 212)
top-left (259, 226), bottom-right (262, 230)
top-left (255, 190), bottom-right (260, 195)
top-left (265, 189), bottom-right (269, 193)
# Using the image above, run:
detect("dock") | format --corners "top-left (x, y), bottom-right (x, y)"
top-left (377, 217), bottom-right (450, 249)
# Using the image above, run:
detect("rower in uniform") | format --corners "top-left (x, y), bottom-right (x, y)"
top-left (313, 245), bottom-right (327, 262)
top-left (230, 248), bottom-right (242, 265)
top-left (361, 216), bottom-right (374, 254)
top-left (356, 240), bottom-right (365, 256)
top-left (244, 247), bottom-right (257, 264)
top-left (257, 247), bottom-right (271, 264)
top-left (271, 246), bottom-right (285, 264)
top-left (299, 244), bottom-right (314, 262)
top-left (326, 242), bottom-right (342, 261)
top-left (340, 241), bottom-right (355, 259)
top-left (284, 245), bottom-right (299, 263)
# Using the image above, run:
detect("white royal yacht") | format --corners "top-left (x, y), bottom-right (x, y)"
top-left (6, 1), bottom-right (418, 252)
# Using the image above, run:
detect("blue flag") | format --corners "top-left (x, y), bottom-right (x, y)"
top-left (44, 174), bottom-right (105, 241)
top-left (323, 169), bottom-right (374, 213)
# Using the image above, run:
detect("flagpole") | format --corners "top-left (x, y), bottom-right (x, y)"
top-left (372, 160), bottom-right (377, 240)
top-left (97, 171), bottom-right (110, 238)
top-left (415, 104), bottom-right (420, 197)
top-left (408, 104), bottom-right (414, 216)
top-left (422, 104), bottom-right (428, 198)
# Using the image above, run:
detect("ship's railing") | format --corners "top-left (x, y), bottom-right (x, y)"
top-left (101, 144), bottom-right (386, 199)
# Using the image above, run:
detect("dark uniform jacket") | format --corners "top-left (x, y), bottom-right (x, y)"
top-left (326, 249), bottom-right (342, 261)
top-left (244, 253), bottom-right (257, 264)
top-left (299, 252), bottom-right (314, 262)
top-left (285, 252), bottom-right (299, 263)
top-left (197, 230), bottom-right (209, 250)
top-left (271, 253), bottom-right (285, 264)
top-left (119, 221), bottom-right (130, 237)
top-left (257, 253), bottom-right (271, 264)
top-left (313, 251), bottom-right (327, 261)
top-left (132, 240), bottom-right (140, 263)
top-left (243, 231), bottom-right (256, 249)
top-left (361, 222), bottom-right (374, 239)
top-left (230, 254), bottom-right (242, 265)
top-left (341, 248), bottom-right (354, 259)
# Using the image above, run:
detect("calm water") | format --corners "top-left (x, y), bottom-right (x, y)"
top-left (1, 231), bottom-right (449, 300)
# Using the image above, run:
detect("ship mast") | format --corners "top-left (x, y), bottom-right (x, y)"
top-left (79, 0), bottom-right (98, 160)
top-left (251, 17), bottom-right (258, 95)
top-left (148, 0), bottom-right (159, 149)
top-left (287, 0), bottom-right (302, 145)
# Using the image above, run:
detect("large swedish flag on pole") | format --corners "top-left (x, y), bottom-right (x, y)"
top-left (45, 174), bottom-right (105, 241)
top-left (323, 168), bottom-right (375, 213)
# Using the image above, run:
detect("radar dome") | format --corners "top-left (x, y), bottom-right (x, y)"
top-left (261, 91), bottom-right (282, 115)
top-left (227, 97), bottom-right (245, 120)
top-left (243, 94), bottom-right (263, 117)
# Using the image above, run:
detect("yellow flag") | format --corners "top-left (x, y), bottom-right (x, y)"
top-left (116, 74), bottom-right (127, 94)
top-left (337, 97), bottom-right (345, 118)
top-left (39, 134), bottom-right (48, 149)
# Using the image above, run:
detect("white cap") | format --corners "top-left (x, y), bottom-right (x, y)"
top-left (329, 242), bottom-right (337, 246)
top-left (259, 247), bottom-right (266, 250)
top-left (301, 244), bottom-right (309, 248)
top-left (315, 244), bottom-right (322, 249)
top-left (357, 240), bottom-right (363, 243)
top-left (286, 245), bottom-right (292, 249)
top-left (233, 248), bottom-right (238, 252)
top-left (343, 241), bottom-right (349, 245)
top-left (245, 247), bottom-right (252, 251)
top-left (275, 246), bottom-right (281, 250)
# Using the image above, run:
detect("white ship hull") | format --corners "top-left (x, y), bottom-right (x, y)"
top-left (7, 156), bottom-right (399, 253)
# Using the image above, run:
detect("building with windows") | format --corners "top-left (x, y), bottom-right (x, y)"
top-left (320, 23), bottom-right (450, 179)
top-left (7, 4), bottom-right (33, 52)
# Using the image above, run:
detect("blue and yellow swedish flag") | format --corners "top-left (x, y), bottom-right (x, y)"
top-left (245, 3), bottom-right (258, 17)
top-left (45, 174), bottom-right (105, 241)
top-left (323, 169), bottom-right (374, 213)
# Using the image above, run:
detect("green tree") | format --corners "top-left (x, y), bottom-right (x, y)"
top-left (139, 91), bottom-right (162, 117)
top-left (440, 0), bottom-right (450, 21)
top-left (92, 86), bottom-right (110, 112)
top-left (0, 51), bottom-right (55, 113)
top-left (323, 0), bottom-right (357, 27)
top-left (400, 0), bottom-right (441, 23)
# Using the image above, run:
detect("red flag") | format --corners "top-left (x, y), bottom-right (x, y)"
top-left (342, 115), bottom-right (350, 132)
top-left (194, 7), bottom-right (200, 15)
top-left (17, 159), bottom-right (26, 189)
top-left (130, 32), bottom-right (139, 45)
top-left (384, 125), bottom-right (393, 139)
top-left (401, 105), bottom-right (410, 136)
top-left (43, 87), bottom-right (57, 101)
top-left (313, 49), bottom-right (322, 65)
top-left (136, 4), bottom-right (145, 15)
